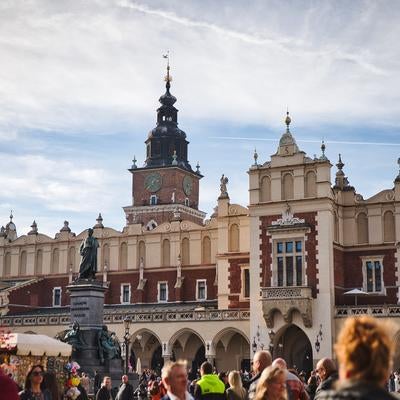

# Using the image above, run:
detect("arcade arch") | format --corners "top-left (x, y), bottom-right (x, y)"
top-left (169, 328), bottom-right (206, 379)
top-left (129, 329), bottom-right (163, 374)
top-left (272, 324), bottom-right (313, 375)
top-left (212, 327), bottom-right (250, 372)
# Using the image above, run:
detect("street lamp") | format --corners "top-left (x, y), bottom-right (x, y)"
top-left (268, 329), bottom-right (275, 355)
top-left (123, 316), bottom-right (132, 375)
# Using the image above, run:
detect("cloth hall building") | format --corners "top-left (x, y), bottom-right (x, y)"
top-left (1, 71), bottom-right (400, 374)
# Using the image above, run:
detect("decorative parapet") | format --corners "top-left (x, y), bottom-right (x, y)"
top-left (261, 286), bottom-right (312, 299)
top-left (261, 286), bottom-right (313, 328)
top-left (0, 309), bottom-right (250, 328)
top-left (335, 305), bottom-right (400, 317)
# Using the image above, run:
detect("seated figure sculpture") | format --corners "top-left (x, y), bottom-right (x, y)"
top-left (98, 325), bottom-right (121, 364)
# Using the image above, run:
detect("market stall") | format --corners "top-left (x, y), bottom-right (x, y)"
top-left (0, 333), bottom-right (72, 389)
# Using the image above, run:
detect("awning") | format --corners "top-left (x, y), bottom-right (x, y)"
top-left (1, 333), bottom-right (72, 357)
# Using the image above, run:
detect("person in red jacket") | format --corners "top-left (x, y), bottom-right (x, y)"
top-left (0, 370), bottom-right (18, 400)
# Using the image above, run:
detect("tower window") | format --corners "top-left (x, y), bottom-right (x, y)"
top-left (150, 195), bottom-right (158, 205)
top-left (185, 198), bottom-right (190, 206)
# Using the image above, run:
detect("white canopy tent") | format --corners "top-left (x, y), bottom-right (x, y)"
top-left (1, 333), bottom-right (72, 357)
top-left (343, 288), bottom-right (369, 306)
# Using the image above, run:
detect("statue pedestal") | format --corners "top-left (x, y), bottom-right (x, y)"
top-left (68, 279), bottom-right (106, 329)
top-left (67, 280), bottom-right (123, 382)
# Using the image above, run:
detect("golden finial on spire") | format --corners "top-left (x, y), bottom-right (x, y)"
top-left (163, 51), bottom-right (172, 84)
top-left (285, 108), bottom-right (291, 131)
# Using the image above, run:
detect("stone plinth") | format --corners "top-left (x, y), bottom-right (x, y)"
top-left (66, 280), bottom-right (123, 378)
top-left (67, 280), bottom-right (107, 329)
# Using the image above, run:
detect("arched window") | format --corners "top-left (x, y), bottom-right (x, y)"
top-left (260, 176), bottom-right (271, 202)
top-left (357, 213), bottom-right (369, 244)
top-left (282, 173), bottom-right (294, 200)
top-left (383, 210), bottom-right (395, 242)
top-left (162, 239), bottom-right (170, 267)
top-left (305, 171), bottom-right (317, 198)
top-left (202, 236), bottom-right (211, 264)
top-left (181, 238), bottom-right (190, 265)
top-left (51, 248), bottom-right (59, 274)
top-left (229, 224), bottom-right (240, 252)
top-left (19, 251), bottom-right (27, 276)
top-left (35, 249), bottom-right (43, 275)
top-left (68, 247), bottom-right (76, 272)
top-left (4, 252), bottom-right (11, 276)
top-left (120, 242), bottom-right (128, 270)
top-left (334, 212), bottom-right (339, 243)
top-left (138, 241), bottom-right (146, 267)
top-left (102, 243), bottom-right (110, 268)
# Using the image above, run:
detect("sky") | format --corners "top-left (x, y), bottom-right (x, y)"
top-left (0, 0), bottom-right (400, 236)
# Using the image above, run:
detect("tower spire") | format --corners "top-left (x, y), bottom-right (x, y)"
top-left (163, 51), bottom-right (172, 92)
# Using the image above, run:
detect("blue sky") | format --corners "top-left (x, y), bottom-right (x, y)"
top-left (0, 0), bottom-right (399, 236)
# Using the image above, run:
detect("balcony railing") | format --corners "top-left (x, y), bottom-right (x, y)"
top-left (0, 309), bottom-right (250, 327)
top-left (261, 286), bottom-right (312, 300)
top-left (335, 305), bottom-right (400, 317)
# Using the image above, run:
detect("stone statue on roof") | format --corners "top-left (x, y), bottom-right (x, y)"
top-left (219, 174), bottom-right (229, 199)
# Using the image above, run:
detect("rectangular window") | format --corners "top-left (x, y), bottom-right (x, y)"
top-left (150, 195), bottom-right (158, 205)
top-left (158, 282), bottom-right (168, 302)
top-left (121, 284), bottom-right (131, 304)
top-left (286, 256), bottom-right (293, 286)
top-left (363, 258), bottom-right (384, 293)
top-left (277, 257), bottom-right (284, 286)
top-left (275, 240), bottom-right (304, 287)
top-left (296, 256), bottom-right (303, 286)
top-left (196, 280), bottom-right (207, 300)
top-left (53, 287), bottom-right (61, 307)
top-left (243, 268), bottom-right (250, 298)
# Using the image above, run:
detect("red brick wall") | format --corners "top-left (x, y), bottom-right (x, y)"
top-left (260, 212), bottom-right (318, 297)
top-left (102, 268), bottom-right (216, 304)
top-left (6, 266), bottom-right (217, 314)
top-left (334, 247), bottom-right (397, 305)
top-left (131, 168), bottom-right (200, 209)
top-left (8, 276), bottom-right (69, 313)
top-left (228, 256), bottom-right (250, 309)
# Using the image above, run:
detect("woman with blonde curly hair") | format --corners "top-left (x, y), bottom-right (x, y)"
top-left (317, 315), bottom-right (395, 400)
top-left (254, 365), bottom-right (286, 400)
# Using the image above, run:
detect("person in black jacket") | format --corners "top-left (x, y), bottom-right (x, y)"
top-left (96, 376), bottom-right (113, 400)
top-left (115, 375), bottom-right (134, 400)
top-left (314, 358), bottom-right (338, 399)
top-left (317, 316), bottom-right (396, 400)
top-left (246, 351), bottom-right (272, 400)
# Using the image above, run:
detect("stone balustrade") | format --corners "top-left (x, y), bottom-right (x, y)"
top-left (0, 308), bottom-right (250, 327)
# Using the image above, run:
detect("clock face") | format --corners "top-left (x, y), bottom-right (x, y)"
top-left (183, 175), bottom-right (193, 196)
top-left (144, 173), bottom-right (162, 192)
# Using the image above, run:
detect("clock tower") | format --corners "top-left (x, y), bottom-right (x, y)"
top-left (123, 62), bottom-right (205, 229)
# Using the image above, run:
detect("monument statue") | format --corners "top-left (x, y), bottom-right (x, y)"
top-left (97, 325), bottom-right (121, 364)
top-left (62, 321), bottom-right (86, 351)
top-left (78, 228), bottom-right (99, 280)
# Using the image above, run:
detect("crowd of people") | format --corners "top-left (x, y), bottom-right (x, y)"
top-left (0, 316), bottom-right (399, 400)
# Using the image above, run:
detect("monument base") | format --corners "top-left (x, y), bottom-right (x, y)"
top-left (67, 279), bottom-right (124, 386)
